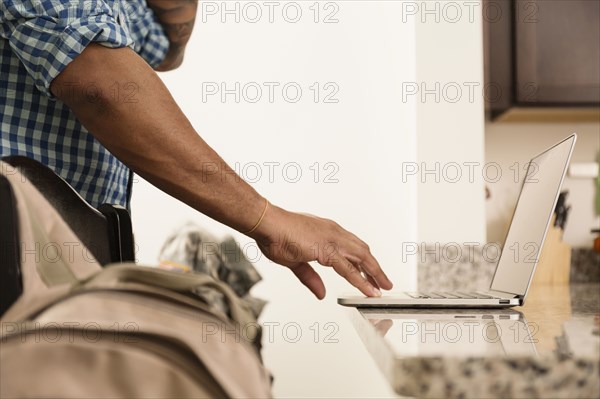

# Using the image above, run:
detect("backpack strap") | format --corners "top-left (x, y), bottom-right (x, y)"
top-left (82, 264), bottom-right (259, 340)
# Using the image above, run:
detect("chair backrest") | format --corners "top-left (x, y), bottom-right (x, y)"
top-left (0, 156), bottom-right (135, 315)
top-left (0, 172), bottom-right (22, 317)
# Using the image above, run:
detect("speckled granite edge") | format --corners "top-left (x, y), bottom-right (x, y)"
top-left (571, 249), bottom-right (600, 283)
top-left (394, 356), bottom-right (599, 399)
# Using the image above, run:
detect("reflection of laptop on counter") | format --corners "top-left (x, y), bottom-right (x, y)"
top-left (348, 308), bottom-right (541, 397)
top-left (359, 309), bottom-right (539, 358)
top-left (339, 134), bottom-right (577, 308)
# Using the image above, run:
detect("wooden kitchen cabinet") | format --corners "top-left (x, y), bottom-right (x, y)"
top-left (484, 0), bottom-right (600, 120)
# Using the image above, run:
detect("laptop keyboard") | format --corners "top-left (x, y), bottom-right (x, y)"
top-left (404, 291), bottom-right (499, 299)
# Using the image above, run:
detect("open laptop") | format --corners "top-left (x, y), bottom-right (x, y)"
top-left (338, 134), bottom-right (577, 308)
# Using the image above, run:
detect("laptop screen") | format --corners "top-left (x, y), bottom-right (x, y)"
top-left (490, 135), bottom-right (576, 296)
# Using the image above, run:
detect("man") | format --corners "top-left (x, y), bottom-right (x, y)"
top-left (0, 0), bottom-right (392, 299)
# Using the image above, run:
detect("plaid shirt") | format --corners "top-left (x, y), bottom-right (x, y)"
top-left (0, 0), bottom-right (169, 208)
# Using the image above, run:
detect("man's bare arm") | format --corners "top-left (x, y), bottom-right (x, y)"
top-left (51, 44), bottom-right (264, 232)
top-left (147, 0), bottom-right (198, 71)
top-left (50, 44), bottom-right (393, 299)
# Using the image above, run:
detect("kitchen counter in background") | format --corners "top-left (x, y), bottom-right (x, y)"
top-left (347, 245), bottom-right (599, 398)
top-left (350, 284), bottom-right (599, 399)
top-left (417, 245), bottom-right (600, 291)
top-left (252, 243), bottom-right (597, 398)
top-left (571, 248), bottom-right (600, 283)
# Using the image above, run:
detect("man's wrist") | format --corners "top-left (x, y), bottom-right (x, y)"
top-left (246, 202), bottom-right (285, 243)
top-left (244, 199), bottom-right (270, 235)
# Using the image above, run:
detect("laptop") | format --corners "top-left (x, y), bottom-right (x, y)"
top-left (338, 134), bottom-right (577, 308)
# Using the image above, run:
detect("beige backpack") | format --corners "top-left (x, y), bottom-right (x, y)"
top-left (0, 162), bottom-right (272, 398)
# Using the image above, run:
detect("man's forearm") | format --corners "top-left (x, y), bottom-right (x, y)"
top-left (50, 44), bottom-right (265, 233)
top-left (147, 0), bottom-right (198, 71)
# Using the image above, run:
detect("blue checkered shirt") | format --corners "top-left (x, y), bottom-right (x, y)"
top-left (0, 0), bottom-right (169, 208)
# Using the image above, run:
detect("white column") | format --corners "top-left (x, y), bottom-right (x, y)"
top-left (413, 0), bottom-right (487, 245)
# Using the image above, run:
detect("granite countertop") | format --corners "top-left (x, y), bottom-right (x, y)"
top-left (571, 248), bottom-right (600, 283)
top-left (347, 244), bottom-right (599, 398)
top-left (350, 283), bottom-right (600, 398)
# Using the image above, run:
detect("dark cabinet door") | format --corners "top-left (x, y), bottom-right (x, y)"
top-left (485, 0), bottom-right (600, 118)
top-left (515, 0), bottom-right (600, 105)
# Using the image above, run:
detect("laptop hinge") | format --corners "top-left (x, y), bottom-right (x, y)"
top-left (486, 289), bottom-right (520, 299)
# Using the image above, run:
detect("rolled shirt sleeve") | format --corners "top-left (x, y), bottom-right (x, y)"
top-left (0, 0), bottom-right (168, 97)
top-left (123, 0), bottom-right (169, 69)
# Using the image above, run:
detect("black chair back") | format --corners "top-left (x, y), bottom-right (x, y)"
top-left (0, 173), bottom-right (22, 316)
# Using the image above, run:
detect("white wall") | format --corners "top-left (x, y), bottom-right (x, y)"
top-left (485, 122), bottom-right (600, 248)
top-left (414, 1), bottom-right (487, 245)
top-left (132, 0), bottom-right (418, 288)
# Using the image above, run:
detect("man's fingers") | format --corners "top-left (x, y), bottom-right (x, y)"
top-left (290, 262), bottom-right (326, 300)
top-left (371, 319), bottom-right (394, 336)
top-left (359, 251), bottom-right (393, 290)
top-left (341, 243), bottom-right (393, 291)
top-left (360, 265), bottom-right (380, 290)
top-left (326, 251), bottom-right (381, 297)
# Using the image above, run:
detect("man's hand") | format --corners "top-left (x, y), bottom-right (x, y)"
top-left (146, 0), bottom-right (198, 71)
top-left (249, 204), bottom-right (394, 299)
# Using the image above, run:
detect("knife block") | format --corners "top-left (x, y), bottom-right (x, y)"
top-left (532, 221), bottom-right (571, 286)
